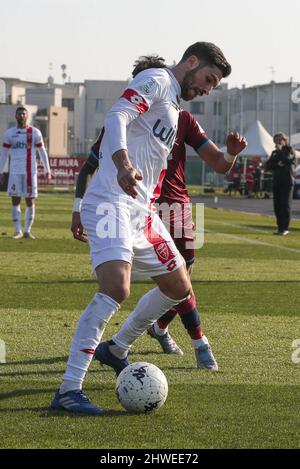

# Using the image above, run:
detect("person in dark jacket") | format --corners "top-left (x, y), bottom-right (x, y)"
top-left (266, 132), bottom-right (296, 235)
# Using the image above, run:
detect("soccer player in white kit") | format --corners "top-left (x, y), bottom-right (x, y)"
top-left (51, 42), bottom-right (232, 415)
top-left (0, 107), bottom-right (51, 239)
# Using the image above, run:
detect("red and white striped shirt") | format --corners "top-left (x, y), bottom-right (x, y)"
top-left (0, 126), bottom-right (50, 175)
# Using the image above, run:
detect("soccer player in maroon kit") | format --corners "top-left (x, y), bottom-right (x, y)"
top-left (147, 107), bottom-right (245, 369)
top-left (71, 56), bottom-right (246, 370)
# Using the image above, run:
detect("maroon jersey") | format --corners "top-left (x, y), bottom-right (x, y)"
top-left (157, 109), bottom-right (208, 204)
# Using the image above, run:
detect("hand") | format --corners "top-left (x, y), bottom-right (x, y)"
top-left (45, 172), bottom-right (52, 184)
top-left (278, 161), bottom-right (285, 167)
top-left (226, 132), bottom-right (248, 156)
top-left (117, 166), bottom-right (143, 198)
top-left (71, 211), bottom-right (88, 242)
top-left (0, 174), bottom-right (4, 185)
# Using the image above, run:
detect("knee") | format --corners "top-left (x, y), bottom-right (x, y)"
top-left (163, 277), bottom-right (192, 301)
top-left (175, 284), bottom-right (193, 301)
top-left (101, 284), bottom-right (130, 304)
top-left (26, 199), bottom-right (34, 207)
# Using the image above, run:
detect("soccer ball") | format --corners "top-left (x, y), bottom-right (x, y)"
top-left (115, 362), bottom-right (168, 413)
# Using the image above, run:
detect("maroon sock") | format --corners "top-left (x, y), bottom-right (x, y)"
top-left (175, 295), bottom-right (203, 340)
top-left (157, 308), bottom-right (178, 329)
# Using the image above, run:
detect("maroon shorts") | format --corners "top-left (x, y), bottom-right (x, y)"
top-left (157, 201), bottom-right (195, 265)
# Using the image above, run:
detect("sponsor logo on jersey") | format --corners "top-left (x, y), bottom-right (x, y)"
top-left (12, 141), bottom-right (27, 150)
top-left (153, 119), bottom-right (177, 149)
top-left (137, 78), bottom-right (156, 95)
top-left (121, 89), bottom-right (149, 113)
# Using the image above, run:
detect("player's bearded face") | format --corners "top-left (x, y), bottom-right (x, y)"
top-left (16, 111), bottom-right (28, 127)
top-left (180, 65), bottom-right (222, 101)
top-left (180, 69), bottom-right (201, 101)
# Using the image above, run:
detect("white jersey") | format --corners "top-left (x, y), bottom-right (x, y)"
top-left (83, 68), bottom-right (181, 208)
top-left (1, 126), bottom-right (50, 175)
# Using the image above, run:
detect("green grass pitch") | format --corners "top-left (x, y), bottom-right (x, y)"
top-left (0, 192), bottom-right (299, 449)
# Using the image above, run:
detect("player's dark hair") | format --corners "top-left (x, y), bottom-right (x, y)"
top-left (132, 55), bottom-right (166, 78)
top-left (180, 42), bottom-right (231, 78)
top-left (16, 106), bottom-right (28, 114)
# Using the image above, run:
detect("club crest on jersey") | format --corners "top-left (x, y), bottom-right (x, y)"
top-left (156, 242), bottom-right (169, 261)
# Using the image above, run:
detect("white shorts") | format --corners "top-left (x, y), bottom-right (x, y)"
top-left (81, 202), bottom-right (184, 280)
top-left (7, 173), bottom-right (38, 198)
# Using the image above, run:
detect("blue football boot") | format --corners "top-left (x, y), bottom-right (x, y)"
top-left (51, 389), bottom-right (104, 415)
top-left (94, 340), bottom-right (129, 376)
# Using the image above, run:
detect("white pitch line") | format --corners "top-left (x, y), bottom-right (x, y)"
top-left (206, 228), bottom-right (300, 254)
top-left (207, 220), bottom-right (274, 235)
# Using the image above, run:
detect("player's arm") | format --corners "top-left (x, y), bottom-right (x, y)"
top-left (105, 105), bottom-right (144, 198)
top-left (36, 134), bottom-right (51, 182)
top-left (71, 154), bottom-right (99, 243)
top-left (278, 147), bottom-right (297, 168)
top-left (112, 149), bottom-right (143, 198)
top-left (197, 133), bottom-right (247, 174)
top-left (0, 133), bottom-right (11, 183)
top-left (105, 72), bottom-right (162, 197)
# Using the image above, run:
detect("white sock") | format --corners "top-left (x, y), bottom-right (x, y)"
top-left (12, 205), bottom-right (22, 233)
top-left (111, 287), bottom-right (186, 356)
top-left (25, 205), bottom-right (35, 233)
top-left (192, 335), bottom-right (209, 349)
top-left (59, 292), bottom-right (120, 394)
top-left (154, 322), bottom-right (168, 336)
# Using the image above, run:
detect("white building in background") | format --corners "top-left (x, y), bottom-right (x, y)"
top-left (182, 81), bottom-right (300, 147)
top-left (84, 80), bottom-right (128, 149)
top-left (1, 76), bottom-right (299, 158)
top-left (227, 81), bottom-right (300, 138)
top-left (62, 82), bottom-right (86, 155)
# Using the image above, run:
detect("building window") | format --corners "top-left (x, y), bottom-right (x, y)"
top-left (62, 98), bottom-right (74, 111)
top-left (95, 99), bottom-right (104, 113)
top-left (190, 101), bottom-right (205, 114)
top-left (292, 102), bottom-right (299, 112)
top-left (213, 102), bottom-right (222, 116)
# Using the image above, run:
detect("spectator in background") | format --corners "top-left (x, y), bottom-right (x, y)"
top-left (266, 133), bottom-right (296, 235)
top-left (253, 162), bottom-right (263, 198)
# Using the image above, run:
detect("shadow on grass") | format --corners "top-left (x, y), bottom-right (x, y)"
top-left (129, 350), bottom-right (165, 357)
top-left (17, 280), bottom-right (96, 285)
top-left (0, 387), bottom-right (57, 401)
top-left (0, 406), bottom-right (129, 417)
top-left (0, 368), bottom-right (110, 378)
top-left (0, 387), bottom-right (127, 417)
top-left (1, 356), bottom-right (68, 366)
top-left (15, 279), bottom-right (300, 286)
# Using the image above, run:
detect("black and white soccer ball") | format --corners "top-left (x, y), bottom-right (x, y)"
top-left (115, 362), bottom-right (168, 413)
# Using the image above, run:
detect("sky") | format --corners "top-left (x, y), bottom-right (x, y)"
top-left (1, 0), bottom-right (300, 88)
